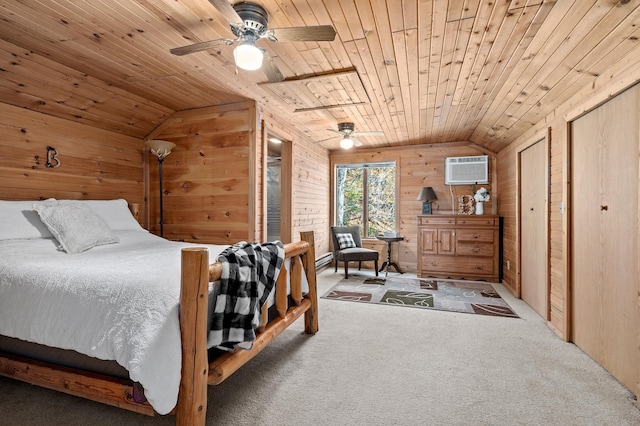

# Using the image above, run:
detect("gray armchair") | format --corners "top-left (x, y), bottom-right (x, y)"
top-left (331, 226), bottom-right (379, 279)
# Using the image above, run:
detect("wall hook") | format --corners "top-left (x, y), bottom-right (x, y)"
top-left (46, 146), bottom-right (60, 168)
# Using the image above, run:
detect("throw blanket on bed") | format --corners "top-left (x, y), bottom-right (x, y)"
top-left (209, 241), bottom-right (285, 350)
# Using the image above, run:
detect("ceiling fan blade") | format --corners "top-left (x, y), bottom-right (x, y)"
top-left (262, 50), bottom-right (284, 82)
top-left (315, 135), bottom-right (339, 143)
top-left (170, 39), bottom-right (232, 56)
top-left (208, 0), bottom-right (243, 25)
top-left (352, 131), bottom-right (384, 137)
top-left (353, 139), bottom-right (363, 147)
top-left (269, 25), bottom-right (337, 42)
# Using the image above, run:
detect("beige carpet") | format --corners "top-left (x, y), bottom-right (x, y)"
top-left (0, 268), bottom-right (639, 425)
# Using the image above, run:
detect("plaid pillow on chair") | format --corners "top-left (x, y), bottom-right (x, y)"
top-left (336, 233), bottom-right (356, 249)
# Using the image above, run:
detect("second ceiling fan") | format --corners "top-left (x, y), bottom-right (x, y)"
top-left (320, 122), bottom-right (384, 149)
top-left (170, 1), bottom-right (337, 82)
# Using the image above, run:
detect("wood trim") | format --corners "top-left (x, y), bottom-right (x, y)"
top-left (563, 121), bottom-right (571, 342)
top-left (261, 119), bottom-right (268, 241)
top-left (261, 120), bottom-right (293, 243)
top-left (249, 104), bottom-right (258, 241)
top-left (280, 140), bottom-right (293, 244)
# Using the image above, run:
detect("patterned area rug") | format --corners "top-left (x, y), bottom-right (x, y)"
top-left (321, 275), bottom-right (519, 318)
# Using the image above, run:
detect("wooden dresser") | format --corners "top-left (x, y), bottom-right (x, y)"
top-left (417, 215), bottom-right (499, 282)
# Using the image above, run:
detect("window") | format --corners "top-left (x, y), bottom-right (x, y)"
top-left (335, 162), bottom-right (396, 238)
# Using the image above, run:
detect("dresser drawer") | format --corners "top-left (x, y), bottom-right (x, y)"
top-left (421, 256), bottom-right (495, 276)
top-left (456, 242), bottom-right (494, 257)
top-left (419, 216), bottom-right (455, 225)
top-left (456, 217), bottom-right (497, 226)
top-left (456, 229), bottom-right (494, 243)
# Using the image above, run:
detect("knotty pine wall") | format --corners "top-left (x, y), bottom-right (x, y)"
top-left (146, 101), bottom-right (331, 254)
top-left (260, 109), bottom-right (331, 256)
top-left (0, 102), bottom-right (143, 204)
top-left (331, 143), bottom-right (496, 273)
top-left (497, 47), bottom-right (640, 344)
top-left (146, 101), bottom-right (257, 245)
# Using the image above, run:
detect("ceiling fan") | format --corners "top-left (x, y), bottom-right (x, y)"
top-left (170, 1), bottom-right (337, 82)
top-left (320, 122), bottom-right (384, 149)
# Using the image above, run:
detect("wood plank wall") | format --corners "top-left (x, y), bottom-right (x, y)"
top-left (331, 143), bottom-right (495, 273)
top-left (146, 101), bottom-right (256, 245)
top-left (260, 109), bottom-right (332, 255)
top-left (497, 46), bottom-right (640, 343)
top-left (291, 138), bottom-right (331, 254)
top-left (0, 39), bottom-right (172, 139)
top-left (146, 102), bottom-right (332, 254)
top-left (0, 102), bottom-right (143, 203)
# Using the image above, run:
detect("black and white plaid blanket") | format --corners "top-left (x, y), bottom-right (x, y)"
top-left (209, 241), bottom-right (285, 350)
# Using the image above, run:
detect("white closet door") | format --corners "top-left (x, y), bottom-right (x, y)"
top-left (571, 84), bottom-right (639, 394)
top-left (520, 140), bottom-right (547, 319)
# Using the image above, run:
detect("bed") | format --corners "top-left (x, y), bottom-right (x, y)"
top-left (0, 198), bottom-right (318, 425)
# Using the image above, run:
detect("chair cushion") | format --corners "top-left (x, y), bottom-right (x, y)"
top-left (336, 233), bottom-right (357, 249)
top-left (336, 247), bottom-right (379, 262)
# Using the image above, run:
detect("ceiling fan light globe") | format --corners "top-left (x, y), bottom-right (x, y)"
top-left (234, 43), bottom-right (263, 70)
top-left (340, 138), bottom-right (354, 149)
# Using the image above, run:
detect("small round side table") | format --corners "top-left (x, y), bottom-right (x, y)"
top-left (376, 235), bottom-right (404, 276)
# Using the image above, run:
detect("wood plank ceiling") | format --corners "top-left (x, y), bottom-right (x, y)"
top-left (0, 0), bottom-right (639, 152)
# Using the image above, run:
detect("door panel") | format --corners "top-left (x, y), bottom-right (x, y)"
top-left (571, 84), bottom-right (639, 394)
top-left (437, 229), bottom-right (455, 255)
top-left (520, 140), bottom-right (547, 318)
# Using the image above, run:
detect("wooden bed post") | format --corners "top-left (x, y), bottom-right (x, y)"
top-left (300, 231), bottom-right (319, 334)
top-left (177, 248), bottom-right (209, 426)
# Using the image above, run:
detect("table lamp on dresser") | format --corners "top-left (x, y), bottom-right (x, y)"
top-left (417, 186), bottom-right (437, 214)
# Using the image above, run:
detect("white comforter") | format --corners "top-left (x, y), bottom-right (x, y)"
top-left (0, 231), bottom-right (228, 415)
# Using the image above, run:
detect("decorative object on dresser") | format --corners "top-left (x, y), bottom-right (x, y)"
top-left (473, 187), bottom-right (490, 215)
top-left (457, 195), bottom-right (474, 215)
top-left (417, 186), bottom-right (437, 214)
top-left (146, 139), bottom-right (176, 237)
top-left (417, 215), bottom-right (499, 282)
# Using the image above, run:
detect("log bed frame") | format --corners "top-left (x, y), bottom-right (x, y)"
top-left (0, 231), bottom-right (318, 425)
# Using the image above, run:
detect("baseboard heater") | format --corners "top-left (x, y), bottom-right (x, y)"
top-left (315, 252), bottom-right (334, 269)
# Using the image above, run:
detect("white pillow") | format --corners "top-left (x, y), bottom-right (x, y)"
top-left (0, 199), bottom-right (56, 240)
top-left (34, 201), bottom-right (119, 253)
top-left (336, 233), bottom-right (357, 249)
top-left (82, 199), bottom-right (144, 232)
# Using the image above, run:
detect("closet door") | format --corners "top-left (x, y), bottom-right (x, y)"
top-left (520, 140), bottom-right (547, 319)
top-left (571, 85), bottom-right (639, 393)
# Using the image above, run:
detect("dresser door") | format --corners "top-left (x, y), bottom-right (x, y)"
top-left (419, 228), bottom-right (437, 254)
top-left (437, 229), bottom-right (455, 255)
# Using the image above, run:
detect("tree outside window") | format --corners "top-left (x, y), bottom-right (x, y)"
top-left (336, 162), bottom-right (396, 238)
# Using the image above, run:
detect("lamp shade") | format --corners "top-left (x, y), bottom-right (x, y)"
top-left (417, 186), bottom-right (437, 201)
top-left (339, 138), bottom-right (354, 149)
top-left (234, 41), bottom-right (264, 71)
top-left (146, 140), bottom-right (176, 160)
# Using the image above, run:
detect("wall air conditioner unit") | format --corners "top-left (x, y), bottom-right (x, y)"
top-left (445, 155), bottom-right (489, 185)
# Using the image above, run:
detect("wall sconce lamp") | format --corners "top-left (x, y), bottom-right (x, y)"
top-left (46, 146), bottom-right (60, 168)
top-left (234, 36), bottom-right (264, 71)
top-left (146, 139), bottom-right (176, 237)
top-left (417, 187), bottom-right (437, 214)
